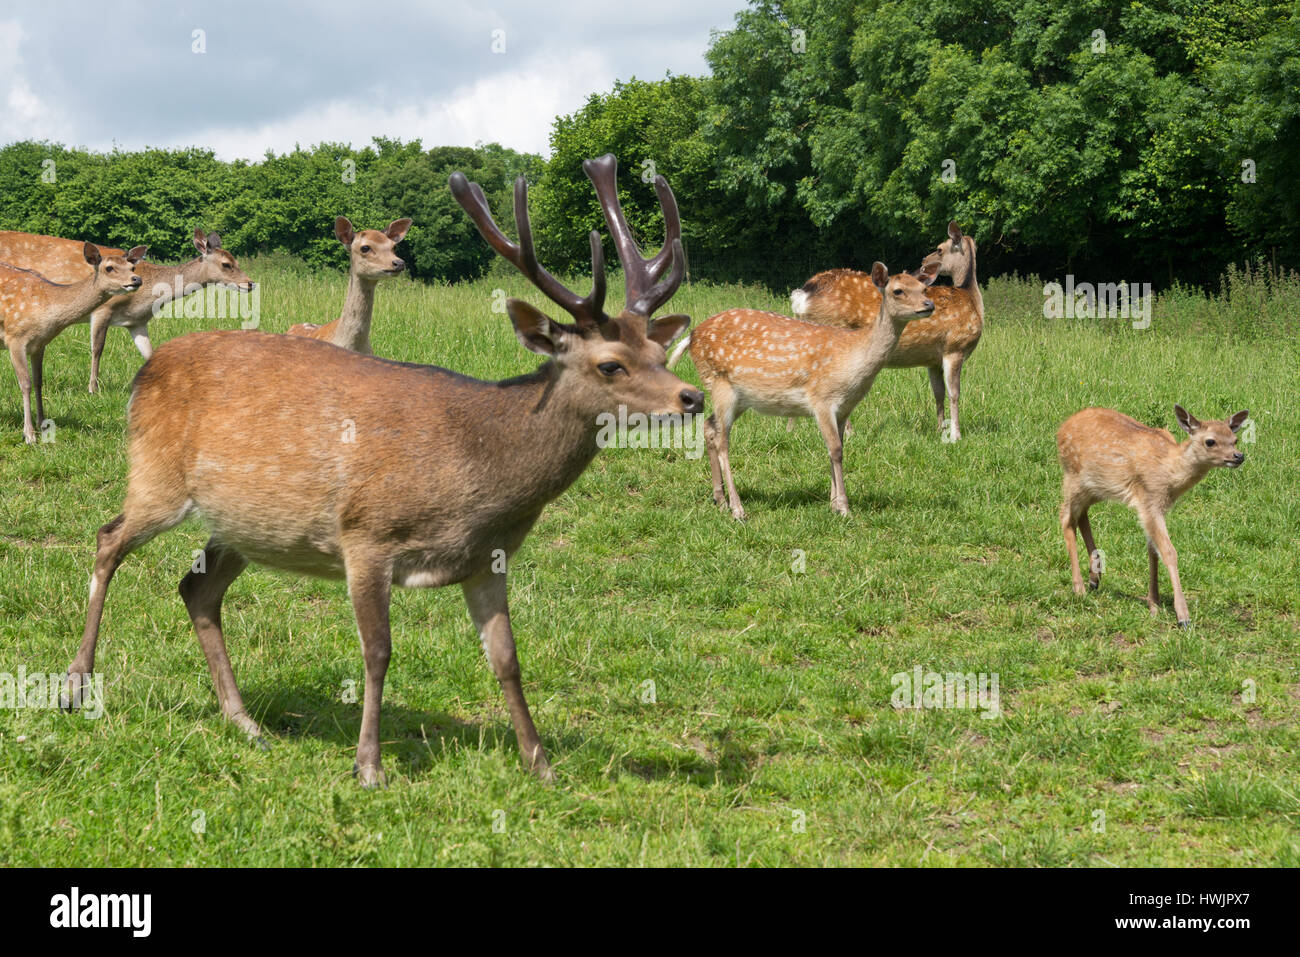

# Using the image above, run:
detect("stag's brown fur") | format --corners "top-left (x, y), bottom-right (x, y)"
top-left (1057, 405), bottom-right (1249, 625)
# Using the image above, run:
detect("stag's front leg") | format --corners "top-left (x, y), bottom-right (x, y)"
top-left (8, 341), bottom-right (35, 444)
top-left (462, 569), bottom-right (553, 783)
top-left (129, 324), bottom-right (154, 360)
top-left (346, 556), bottom-right (393, 787)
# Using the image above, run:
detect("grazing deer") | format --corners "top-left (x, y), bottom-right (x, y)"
top-left (0, 243), bottom-right (146, 443)
top-left (0, 229), bottom-right (254, 392)
top-left (668, 260), bottom-right (937, 519)
top-left (286, 217), bottom-right (411, 353)
top-left (790, 223), bottom-right (983, 440)
top-left (63, 155), bottom-right (701, 787)
top-left (1057, 405), bottom-right (1249, 626)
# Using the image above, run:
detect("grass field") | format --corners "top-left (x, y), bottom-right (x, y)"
top-left (1, 254), bottom-right (1297, 866)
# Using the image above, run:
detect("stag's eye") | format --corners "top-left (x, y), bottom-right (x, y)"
top-left (892, 288), bottom-right (902, 296)
top-left (222, 262), bottom-right (232, 269)
top-left (597, 361), bottom-right (626, 377)
top-left (1205, 438), bottom-right (1216, 447)
top-left (360, 245), bottom-right (371, 254)
top-left (105, 266), bottom-right (114, 273)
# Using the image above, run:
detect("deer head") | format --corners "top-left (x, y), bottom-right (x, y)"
top-left (85, 242), bottom-right (146, 296)
top-left (336, 217), bottom-right (410, 282)
top-left (192, 229), bottom-right (255, 292)
top-left (449, 158), bottom-right (702, 421)
top-left (921, 222), bottom-right (976, 286)
top-left (873, 259), bottom-right (938, 322)
top-left (1175, 406), bottom-right (1249, 469)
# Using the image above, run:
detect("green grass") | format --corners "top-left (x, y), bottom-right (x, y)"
top-left (1, 255), bottom-right (1297, 866)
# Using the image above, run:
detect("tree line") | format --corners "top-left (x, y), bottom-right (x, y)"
top-left (1, 0), bottom-right (1294, 291)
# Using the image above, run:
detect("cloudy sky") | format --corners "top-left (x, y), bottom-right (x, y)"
top-left (0, 0), bottom-right (745, 159)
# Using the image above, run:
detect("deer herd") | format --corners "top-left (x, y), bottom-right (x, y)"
top-left (0, 155), bottom-right (1247, 785)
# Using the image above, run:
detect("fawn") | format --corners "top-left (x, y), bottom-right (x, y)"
top-left (790, 223), bottom-right (983, 440)
top-left (670, 260), bottom-right (938, 519)
top-left (286, 217), bottom-right (411, 353)
top-left (1057, 405), bottom-right (1249, 625)
top-left (1, 243), bottom-right (146, 443)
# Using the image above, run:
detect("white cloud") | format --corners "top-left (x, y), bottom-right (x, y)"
top-left (0, 20), bottom-right (66, 142)
top-left (170, 49), bottom-right (614, 160)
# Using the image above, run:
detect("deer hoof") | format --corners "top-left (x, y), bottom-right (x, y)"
top-left (60, 671), bottom-right (90, 712)
top-left (252, 736), bottom-right (270, 752)
top-left (1177, 619), bottom-right (1190, 629)
top-left (730, 506), bottom-right (746, 521)
top-left (354, 762), bottom-right (388, 789)
top-left (1072, 583), bottom-right (1087, 596)
top-left (1087, 579), bottom-right (1099, 591)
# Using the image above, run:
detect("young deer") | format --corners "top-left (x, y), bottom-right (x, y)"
top-left (669, 260), bottom-right (937, 519)
top-left (286, 217), bottom-right (411, 353)
top-left (0, 229), bottom-right (254, 392)
top-left (64, 154), bottom-right (701, 787)
top-left (0, 243), bottom-right (146, 443)
top-left (88, 230), bottom-right (255, 392)
top-left (790, 223), bottom-right (983, 440)
top-left (1057, 405), bottom-right (1249, 626)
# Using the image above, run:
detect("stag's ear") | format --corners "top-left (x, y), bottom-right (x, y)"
top-left (83, 242), bottom-right (102, 267)
top-left (193, 228), bottom-right (208, 253)
top-left (507, 299), bottom-right (567, 356)
top-left (948, 221), bottom-right (963, 244)
top-left (1228, 410), bottom-right (1250, 433)
top-left (335, 217), bottom-right (355, 247)
top-left (870, 262), bottom-right (889, 289)
top-left (126, 246), bottom-right (148, 263)
top-left (918, 260), bottom-right (940, 286)
top-left (206, 231), bottom-right (222, 250)
top-left (647, 314), bottom-right (690, 349)
top-left (1175, 405), bottom-right (1202, 434)
top-left (386, 218), bottom-right (412, 242)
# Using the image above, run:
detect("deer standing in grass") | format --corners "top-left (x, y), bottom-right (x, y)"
top-left (0, 243), bottom-right (146, 443)
top-left (668, 260), bottom-right (937, 519)
top-left (0, 229), bottom-right (254, 392)
top-left (64, 154), bottom-right (701, 787)
top-left (790, 223), bottom-right (982, 440)
top-left (1057, 405), bottom-right (1249, 626)
top-left (286, 217), bottom-right (411, 353)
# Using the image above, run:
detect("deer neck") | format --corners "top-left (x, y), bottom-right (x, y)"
top-left (1167, 442), bottom-right (1214, 502)
top-left (956, 246), bottom-right (984, 317)
top-left (840, 306), bottom-right (911, 403)
top-left (45, 274), bottom-right (114, 332)
top-left (466, 364), bottom-right (603, 513)
top-left (333, 271), bottom-right (378, 352)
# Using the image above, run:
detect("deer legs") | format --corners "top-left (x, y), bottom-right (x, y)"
top-left (463, 570), bottom-right (553, 783)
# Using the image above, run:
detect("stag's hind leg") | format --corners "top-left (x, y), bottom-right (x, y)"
top-left (1060, 486), bottom-right (1090, 596)
top-left (179, 537), bottom-right (262, 742)
top-left (1078, 510), bottom-right (1100, 590)
top-left (704, 381), bottom-right (745, 520)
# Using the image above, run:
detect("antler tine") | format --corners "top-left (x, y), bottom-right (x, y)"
top-left (630, 237), bottom-right (685, 318)
top-left (449, 171), bottom-right (606, 327)
top-left (583, 154), bottom-right (684, 316)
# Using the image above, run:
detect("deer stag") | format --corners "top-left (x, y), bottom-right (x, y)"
top-left (286, 217), bottom-right (411, 353)
top-left (668, 260), bottom-right (937, 519)
top-left (1057, 405), bottom-right (1249, 626)
top-left (0, 229), bottom-right (254, 393)
top-left (1, 243), bottom-right (147, 443)
top-left (790, 223), bottom-right (983, 440)
top-left (64, 154), bottom-right (701, 787)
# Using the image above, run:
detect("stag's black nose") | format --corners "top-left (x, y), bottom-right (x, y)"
top-left (680, 389), bottom-right (705, 414)
top-left (1233, 452), bottom-right (1245, 464)
top-left (392, 258), bottom-right (405, 270)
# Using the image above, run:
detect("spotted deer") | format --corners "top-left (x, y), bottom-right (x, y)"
top-left (1, 243), bottom-right (146, 443)
top-left (668, 260), bottom-right (937, 519)
top-left (790, 222), bottom-right (983, 440)
top-left (1057, 405), bottom-right (1249, 626)
top-left (64, 155), bottom-right (702, 787)
top-left (0, 229), bottom-right (254, 393)
top-left (286, 217), bottom-right (411, 353)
